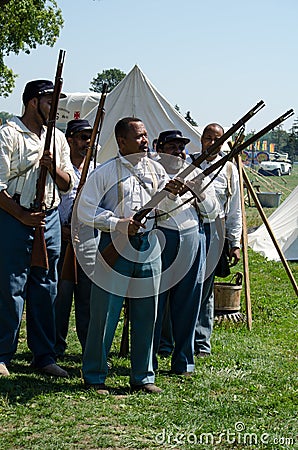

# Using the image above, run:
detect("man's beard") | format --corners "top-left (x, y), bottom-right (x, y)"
top-left (159, 153), bottom-right (185, 173)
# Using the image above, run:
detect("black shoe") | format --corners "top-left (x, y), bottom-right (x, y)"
top-left (40, 363), bottom-right (69, 377)
top-left (130, 383), bottom-right (162, 394)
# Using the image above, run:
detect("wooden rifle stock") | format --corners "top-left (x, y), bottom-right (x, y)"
top-left (100, 101), bottom-right (265, 268)
top-left (61, 83), bottom-right (108, 282)
top-left (31, 49), bottom-right (66, 269)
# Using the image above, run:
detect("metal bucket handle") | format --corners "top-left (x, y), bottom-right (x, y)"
top-left (229, 272), bottom-right (243, 286)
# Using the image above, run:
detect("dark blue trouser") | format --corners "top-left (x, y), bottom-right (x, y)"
top-left (54, 240), bottom-right (91, 356)
top-left (153, 225), bottom-right (205, 373)
top-left (0, 208), bottom-right (61, 368)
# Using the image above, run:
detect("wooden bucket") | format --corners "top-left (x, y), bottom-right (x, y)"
top-left (214, 272), bottom-right (243, 315)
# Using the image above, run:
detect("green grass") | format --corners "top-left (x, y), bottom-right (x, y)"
top-left (1, 252), bottom-right (297, 450)
top-left (0, 174), bottom-right (297, 450)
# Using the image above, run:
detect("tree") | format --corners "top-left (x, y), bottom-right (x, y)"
top-left (284, 117), bottom-right (298, 161)
top-left (0, 0), bottom-right (63, 97)
top-left (185, 111), bottom-right (198, 127)
top-left (90, 69), bottom-right (126, 93)
top-left (0, 111), bottom-right (13, 124)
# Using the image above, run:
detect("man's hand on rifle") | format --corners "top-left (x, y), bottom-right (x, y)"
top-left (229, 247), bottom-right (241, 266)
top-left (40, 150), bottom-right (54, 174)
top-left (165, 178), bottom-right (185, 197)
top-left (40, 149), bottom-right (71, 192)
top-left (115, 217), bottom-right (146, 236)
top-left (19, 210), bottom-right (46, 228)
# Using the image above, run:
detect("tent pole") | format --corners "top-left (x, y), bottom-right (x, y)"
top-left (236, 155), bottom-right (252, 330)
top-left (242, 168), bottom-right (298, 296)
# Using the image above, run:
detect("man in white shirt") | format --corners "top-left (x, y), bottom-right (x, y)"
top-left (194, 123), bottom-right (242, 356)
top-left (77, 117), bottom-right (182, 394)
top-left (55, 119), bottom-right (94, 359)
top-left (0, 79), bottom-right (74, 377)
top-left (152, 130), bottom-right (219, 375)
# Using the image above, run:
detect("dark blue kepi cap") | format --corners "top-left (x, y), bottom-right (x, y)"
top-left (22, 79), bottom-right (66, 105)
top-left (157, 130), bottom-right (190, 149)
top-left (65, 119), bottom-right (93, 138)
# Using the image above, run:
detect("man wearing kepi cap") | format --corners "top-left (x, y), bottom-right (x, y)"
top-left (153, 130), bottom-right (219, 375)
top-left (0, 79), bottom-right (75, 377)
top-left (54, 119), bottom-right (94, 359)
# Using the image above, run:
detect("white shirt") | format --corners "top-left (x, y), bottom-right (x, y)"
top-left (77, 153), bottom-right (178, 233)
top-left (156, 161), bottom-right (219, 231)
top-left (199, 154), bottom-right (242, 248)
top-left (0, 117), bottom-right (74, 209)
top-left (58, 164), bottom-right (95, 225)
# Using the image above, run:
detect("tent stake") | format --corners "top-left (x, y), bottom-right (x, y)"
top-left (236, 154), bottom-right (253, 330)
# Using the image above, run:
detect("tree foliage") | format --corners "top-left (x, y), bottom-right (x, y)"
top-left (245, 119), bottom-right (298, 161)
top-left (185, 111), bottom-right (198, 127)
top-left (0, 0), bottom-right (63, 97)
top-left (90, 68), bottom-right (126, 93)
top-left (0, 111), bottom-right (13, 124)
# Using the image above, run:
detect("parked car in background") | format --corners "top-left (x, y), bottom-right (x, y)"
top-left (258, 153), bottom-right (292, 176)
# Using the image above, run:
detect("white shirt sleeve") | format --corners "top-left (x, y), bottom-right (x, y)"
top-left (225, 165), bottom-right (242, 248)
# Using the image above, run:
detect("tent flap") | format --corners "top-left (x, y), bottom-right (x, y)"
top-left (247, 185), bottom-right (298, 261)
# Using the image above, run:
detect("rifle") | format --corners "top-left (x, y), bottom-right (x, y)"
top-left (61, 83), bottom-right (108, 282)
top-left (31, 49), bottom-right (66, 269)
top-left (100, 100), bottom-right (265, 268)
top-left (202, 109), bottom-right (294, 178)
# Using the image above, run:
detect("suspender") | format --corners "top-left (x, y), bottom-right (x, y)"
top-left (115, 157), bottom-right (159, 218)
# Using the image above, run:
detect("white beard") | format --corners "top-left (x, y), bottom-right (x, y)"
top-left (159, 154), bottom-right (185, 174)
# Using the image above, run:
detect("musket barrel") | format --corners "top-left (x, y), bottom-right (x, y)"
top-left (31, 49), bottom-right (66, 269)
top-left (203, 109), bottom-right (295, 177)
top-left (61, 84), bottom-right (108, 281)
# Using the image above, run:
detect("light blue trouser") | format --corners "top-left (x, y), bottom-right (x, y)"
top-left (158, 296), bottom-right (174, 354)
top-left (153, 225), bottom-right (205, 373)
top-left (0, 207), bottom-right (60, 368)
top-left (54, 240), bottom-right (91, 356)
top-left (82, 232), bottom-right (161, 386)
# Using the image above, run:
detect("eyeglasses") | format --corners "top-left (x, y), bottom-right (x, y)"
top-left (164, 142), bottom-right (186, 151)
top-left (77, 134), bottom-right (91, 141)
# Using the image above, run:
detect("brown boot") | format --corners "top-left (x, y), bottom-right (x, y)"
top-left (130, 383), bottom-right (162, 394)
top-left (85, 383), bottom-right (110, 395)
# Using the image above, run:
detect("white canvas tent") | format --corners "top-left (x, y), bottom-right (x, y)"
top-left (59, 65), bottom-right (203, 163)
top-left (248, 185), bottom-right (298, 261)
top-left (57, 92), bottom-right (101, 132)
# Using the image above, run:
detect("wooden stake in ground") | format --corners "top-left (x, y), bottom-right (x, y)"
top-left (236, 154), bottom-right (253, 330)
top-left (242, 168), bottom-right (298, 297)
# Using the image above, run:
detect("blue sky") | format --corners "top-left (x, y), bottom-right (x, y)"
top-left (1, 0), bottom-right (297, 133)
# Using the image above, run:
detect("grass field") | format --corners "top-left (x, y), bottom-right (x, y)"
top-left (0, 168), bottom-right (297, 450)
